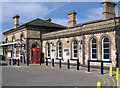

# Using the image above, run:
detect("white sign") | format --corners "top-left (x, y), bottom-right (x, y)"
top-left (7, 50), bottom-right (12, 58)
top-left (14, 46), bottom-right (16, 59)
top-left (64, 49), bottom-right (70, 59)
top-left (51, 50), bottom-right (56, 59)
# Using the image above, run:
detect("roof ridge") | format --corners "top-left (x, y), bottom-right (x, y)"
top-left (26, 18), bottom-right (67, 28)
top-left (44, 19), bottom-right (67, 28)
top-left (36, 18), bottom-right (67, 28)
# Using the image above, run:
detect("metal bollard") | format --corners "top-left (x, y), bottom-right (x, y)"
top-left (20, 56), bottom-right (22, 63)
top-left (101, 62), bottom-right (103, 74)
top-left (13, 59), bottom-right (14, 65)
top-left (116, 68), bottom-right (119, 80)
top-left (27, 59), bottom-right (29, 66)
top-left (67, 59), bottom-right (70, 69)
top-left (74, 87), bottom-right (79, 88)
top-left (46, 58), bottom-right (48, 66)
top-left (40, 59), bottom-right (41, 65)
top-left (77, 59), bottom-right (79, 70)
top-left (9, 59), bottom-right (11, 65)
top-left (24, 56), bottom-right (26, 64)
top-left (14, 59), bottom-right (16, 65)
top-left (52, 59), bottom-right (54, 67)
top-left (97, 82), bottom-right (102, 88)
top-left (18, 59), bottom-right (19, 66)
top-left (109, 65), bottom-right (112, 77)
top-left (59, 59), bottom-right (61, 68)
top-left (117, 73), bottom-right (120, 88)
top-left (88, 60), bottom-right (90, 72)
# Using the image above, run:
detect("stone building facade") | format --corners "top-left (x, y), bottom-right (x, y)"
top-left (1, 1), bottom-right (120, 68)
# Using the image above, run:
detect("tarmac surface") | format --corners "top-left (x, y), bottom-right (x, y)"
top-left (2, 63), bottom-right (117, 87)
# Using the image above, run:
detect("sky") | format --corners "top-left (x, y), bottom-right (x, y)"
top-left (1, 1), bottom-right (120, 42)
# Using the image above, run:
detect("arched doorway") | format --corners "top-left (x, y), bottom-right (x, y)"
top-left (31, 43), bottom-right (40, 63)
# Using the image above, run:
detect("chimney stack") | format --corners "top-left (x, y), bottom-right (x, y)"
top-left (68, 11), bottom-right (77, 28)
top-left (101, 0), bottom-right (116, 20)
top-left (46, 18), bottom-right (52, 22)
top-left (13, 14), bottom-right (20, 28)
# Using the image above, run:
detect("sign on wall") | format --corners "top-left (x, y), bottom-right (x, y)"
top-left (51, 50), bottom-right (56, 59)
top-left (63, 49), bottom-right (70, 59)
top-left (14, 46), bottom-right (16, 59)
top-left (7, 50), bottom-right (12, 58)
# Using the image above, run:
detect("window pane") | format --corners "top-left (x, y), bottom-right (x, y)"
top-left (92, 39), bottom-right (96, 43)
top-left (74, 54), bottom-right (77, 57)
top-left (92, 49), bottom-right (96, 53)
top-left (58, 42), bottom-right (62, 57)
top-left (74, 45), bottom-right (77, 49)
top-left (103, 44), bottom-right (109, 48)
top-left (48, 43), bottom-right (50, 46)
top-left (59, 42), bottom-right (61, 45)
top-left (59, 54), bottom-right (62, 57)
top-left (59, 47), bottom-right (62, 49)
top-left (92, 44), bottom-right (96, 48)
top-left (48, 54), bottom-right (50, 56)
top-left (59, 50), bottom-right (62, 52)
top-left (59, 51), bottom-right (62, 53)
top-left (104, 37), bottom-right (109, 42)
top-left (47, 43), bottom-right (50, 57)
top-left (74, 50), bottom-right (77, 53)
top-left (104, 54), bottom-right (109, 59)
top-left (104, 49), bottom-right (109, 53)
top-left (73, 40), bottom-right (78, 58)
top-left (92, 54), bottom-right (97, 58)
top-left (74, 41), bottom-right (77, 44)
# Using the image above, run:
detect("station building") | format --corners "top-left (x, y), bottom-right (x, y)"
top-left (1, 1), bottom-right (120, 68)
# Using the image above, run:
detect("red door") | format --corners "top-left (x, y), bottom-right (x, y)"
top-left (32, 48), bottom-right (40, 64)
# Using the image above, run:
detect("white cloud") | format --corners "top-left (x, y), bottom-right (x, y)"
top-left (2, 2), bottom-right (118, 28)
top-left (116, 7), bottom-right (118, 17)
top-left (52, 18), bottom-right (68, 26)
top-left (77, 7), bottom-right (103, 24)
top-left (2, 0), bottom-right (120, 2)
top-left (52, 7), bottom-right (103, 27)
top-left (2, 2), bottom-right (65, 24)
top-left (77, 6), bottom-right (119, 24)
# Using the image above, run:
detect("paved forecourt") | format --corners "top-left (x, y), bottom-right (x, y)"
top-left (2, 64), bottom-right (116, 86)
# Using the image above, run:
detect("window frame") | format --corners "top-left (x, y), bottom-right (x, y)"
top-left (46, 43), bottom-right (50, 58)
top-left (91, 38), bottom-right (97, 60)
top-left (72, 40), bottom-right (78, 59)
top-left (12, 37), bottom-right (15, 42)
top-left (58, 41), bottom-right (62, 58)
top-left (102, 37), bottom-right (110, 61)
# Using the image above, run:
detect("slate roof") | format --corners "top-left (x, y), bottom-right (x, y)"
top-left (72, 17), bottom-right (120, 28)
top-left (24, 18), bottom-right (67, 28)
top-left (3, 18), bottom-right (67, 35)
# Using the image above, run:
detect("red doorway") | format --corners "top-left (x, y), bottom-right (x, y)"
top-left (32, 48), bottom-right (40, 64)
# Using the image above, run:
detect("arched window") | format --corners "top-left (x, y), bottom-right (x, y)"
top-left (21, 36), bottom-right (24, 44)
top-left (5, 38), bottom-right (8, 43)
top-left (102, 37), bottom-right (109, 60)
top-left (91, 38), bottom-right (97, 60)
top-left (46, 43), bottom-right (50, 58)
top-left (58, 41), bottom-right (62, 58)
top-left (72, 40), bottom-right (78, 59)
top-left (20, 33), bottom-right (24, 41)
top-left (12, 36), bottom-right (15, 42)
